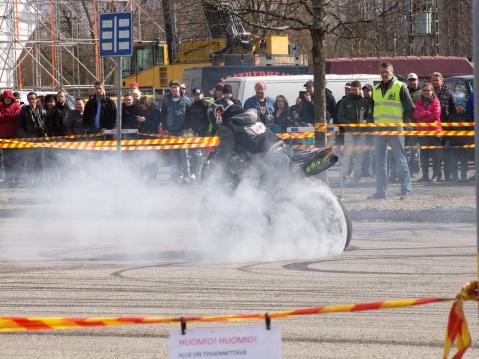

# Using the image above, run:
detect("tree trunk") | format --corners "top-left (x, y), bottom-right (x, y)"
top-left (311, 0), bottom-right (327, 148)
top-left (311, 28), bottom-right (327, 149)
top-left (311, 0), bottom-right (328, 182)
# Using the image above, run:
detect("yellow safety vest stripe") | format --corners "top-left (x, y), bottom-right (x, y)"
top-left (373, 80), bottom-right (404, 124)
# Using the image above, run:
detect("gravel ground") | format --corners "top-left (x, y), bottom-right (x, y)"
top-left (329, 177), bottom-right (476, 222)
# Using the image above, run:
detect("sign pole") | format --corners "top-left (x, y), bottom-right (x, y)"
top-left (99, 11), bottom-right (132, 157)
top-left (116, 56), bottom-right (122, 155)
top-left (474, 0), bottom-right (479, 296)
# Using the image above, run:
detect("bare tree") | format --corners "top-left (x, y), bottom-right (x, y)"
top-left (16, 0), bottom-right (472, 93)
top-left (204, 0), bottom-right (403, 149)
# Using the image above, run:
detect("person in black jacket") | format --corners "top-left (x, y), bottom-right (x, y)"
top-left (448, 96), bottom-right (473, 181)
top-left (44, 90), bottom-right (71, 182)
top-left (337, 81), bottom-right (372, 182)
top-left (212, 101), bottom-right (285, 164)
top-left (185, 88), bottom-right (209, 136)
top-left (361, 84), bottom-right (375, 177)
top-left (122, 93), bottom-right (144, 132)
top-left (122, 93), bottom-right (145, 175)
top-left (138, 96), bottom-right (160, 134)
top-left (185, 88), bottom-right (210, 180)
top-left (18, 92), bottom-right (46, 138)
top-left (272, 95), bottom-right (293, 133)
top-left (45, 90), bottom-right (70, 137)
top-left (222, 84), bottom-right (241, 106)
top-left (301, 80), bottom-right (336, 124)
top-left (83, 81), bottom-right (117, 133)
top-left (18, 92), bottom-right (46, 184)
top-left (64, 98), bottom-right (85, 135)
top-left (138, 96), bottom-right (162, 180)
top-left (431, 72), bottom-right (457, 181)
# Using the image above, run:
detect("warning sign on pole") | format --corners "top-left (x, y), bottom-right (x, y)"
top-left (168, 325), bottom-right (281, 359)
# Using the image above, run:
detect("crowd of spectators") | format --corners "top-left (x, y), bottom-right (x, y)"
top-left (0, 65), bottom-right (475, 191)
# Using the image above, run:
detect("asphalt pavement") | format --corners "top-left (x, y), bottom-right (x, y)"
top-left (0, 176), bottom-right (477, 358)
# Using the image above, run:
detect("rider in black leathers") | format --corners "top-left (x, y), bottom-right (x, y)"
top-left (211, 101), bottom-right (290, 177)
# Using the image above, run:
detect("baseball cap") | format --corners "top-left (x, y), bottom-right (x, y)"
top-left (223, 84), bottom-right (233, 94)
top-left (169, 80), bottom-right (181, 87)
top-left (303, 80), bottom-right (314, 87)
top-left (130, 82), bottom-right (139, 89)
top-left (407, 73), bottom-right (418, 80)
top-left (192, 88), bottom-right (202, 95)
top-left (345, 82), bottom-right (352, 89)
top-left (362, 84), bottom-right (373, 91)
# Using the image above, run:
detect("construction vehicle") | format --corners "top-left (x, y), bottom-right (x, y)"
top-left (122, 1), bottom-right (307, 94)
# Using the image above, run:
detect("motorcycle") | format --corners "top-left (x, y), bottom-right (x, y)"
top-left (198, 145), bottom-right (352, 256)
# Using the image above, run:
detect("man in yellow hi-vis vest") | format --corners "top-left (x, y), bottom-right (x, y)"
top-left (368, 62), bottom-right (415, 200)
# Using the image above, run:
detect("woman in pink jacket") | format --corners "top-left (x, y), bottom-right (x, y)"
top-left (0, 90), bottom-right (22, 185)
top-left (412, 83), bottom-right (442, 182)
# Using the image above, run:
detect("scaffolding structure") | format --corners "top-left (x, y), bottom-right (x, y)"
top-left (0, 0), bottom-right (164, 95)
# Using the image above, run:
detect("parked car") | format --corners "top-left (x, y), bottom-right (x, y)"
top-left (444, 75), bottom-right (473, 100)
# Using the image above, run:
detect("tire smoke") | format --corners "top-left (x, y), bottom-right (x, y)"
top-left (0, 152), bottom-right (347, 263)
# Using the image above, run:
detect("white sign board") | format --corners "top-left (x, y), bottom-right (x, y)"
top-left (169, 325), bottom-right (281, 359)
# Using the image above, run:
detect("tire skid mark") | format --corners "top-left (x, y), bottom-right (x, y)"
top-left (283, 253), bottom-right (475, 275)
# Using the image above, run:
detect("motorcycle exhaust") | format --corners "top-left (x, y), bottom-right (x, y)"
top-left (303, 148), bottom-right (339, 177)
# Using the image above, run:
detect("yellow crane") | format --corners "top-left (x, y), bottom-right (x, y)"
top-left (122, 1), bottom-right (306, 93)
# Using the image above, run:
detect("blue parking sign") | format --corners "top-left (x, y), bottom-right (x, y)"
top-left (99, 12), bottom-right (132, 57)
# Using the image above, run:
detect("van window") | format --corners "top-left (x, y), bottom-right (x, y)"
top-left (454, 80), bottom-right (466, 94)
top-left (228, 81), bottom-right (241, 99)
top-left (444, 78), bottom-right (456, 91)
top-left (466, 79), bottom-right (473, 97)
top-left (257, 81), bottom-right (306, 106)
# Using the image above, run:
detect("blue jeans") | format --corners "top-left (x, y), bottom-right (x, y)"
top-left (167, 131), bottom-right (187, 178)
top-left (374, 135), bottom-right (411, 195)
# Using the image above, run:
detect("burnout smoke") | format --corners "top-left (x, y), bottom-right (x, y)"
top-left (1, 149), bottom-right (347, 263)
top-left (0, 153), bottom-right (201, 262)
top-left (198, 158), bottom-right (348, 262)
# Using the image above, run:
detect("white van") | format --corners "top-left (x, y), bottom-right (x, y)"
top-left (224, 74), bottom-right (381, 106)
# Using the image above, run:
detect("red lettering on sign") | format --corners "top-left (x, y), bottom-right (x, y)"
top-left (179, 337), bottom-right (217, 346)
top-left (218, 335), bottom-right (257, 345)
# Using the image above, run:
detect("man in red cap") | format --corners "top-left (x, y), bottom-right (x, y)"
top-left (0, 90), bottom-right (22, 185)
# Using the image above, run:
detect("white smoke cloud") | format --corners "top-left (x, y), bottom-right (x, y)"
top-left (0, 150), bottom-right (348, 263)
top-left (199, 170), bottom-right (348, 262)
